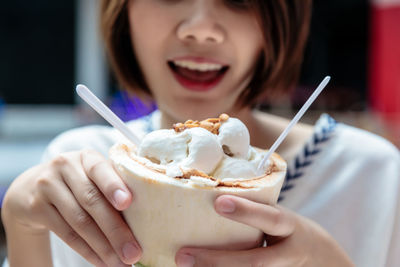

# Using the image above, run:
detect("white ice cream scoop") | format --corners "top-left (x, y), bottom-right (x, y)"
top-left (138, 127), bottom-right (223, 175)
top-left (138, 129), bottom-right (190, 165)
top-left (181, 127), bottom-right (223, 173)
top-left (213, 147), bottom-right (268, 180)
top-left (217, 117), bottom-right (250, 158)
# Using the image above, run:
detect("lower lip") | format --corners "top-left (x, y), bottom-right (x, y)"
top-left (170, 68), bottom-right (227, 92)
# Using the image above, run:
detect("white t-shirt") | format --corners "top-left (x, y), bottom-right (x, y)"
top-left (4, 111), bottom-right (400, 267)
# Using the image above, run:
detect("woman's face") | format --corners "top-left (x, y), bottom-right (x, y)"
top-left (127, 0), bottom-right (264, 121)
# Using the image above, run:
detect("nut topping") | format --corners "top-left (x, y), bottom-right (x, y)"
top-left (219, 113), bottom-right (229, 122)
top-left (173, 114), bottom-right (230, 134)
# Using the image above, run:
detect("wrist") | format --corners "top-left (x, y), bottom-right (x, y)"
top-left (2, 207), bottom-right (52, 267)
top-left (1, 200), bottom-right (48, 236)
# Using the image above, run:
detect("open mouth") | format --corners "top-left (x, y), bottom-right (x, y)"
top-left (168, 60), bottom-right (229, 92)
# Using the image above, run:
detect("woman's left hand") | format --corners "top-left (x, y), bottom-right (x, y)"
top-left (175, 195), bottom-right (355, 267)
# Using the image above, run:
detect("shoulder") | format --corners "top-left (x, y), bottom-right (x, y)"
top-left (332, 123), bottom-right (400, 164)
top-left (281, 116), bottom-right (400, 207)
top-left (284, 115), bottom-right (399, 188)
top-left (311, 122), bottom-right (400, 184)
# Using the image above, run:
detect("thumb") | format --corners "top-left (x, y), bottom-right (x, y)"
top-left (175, 247), bottom-right (268, 267)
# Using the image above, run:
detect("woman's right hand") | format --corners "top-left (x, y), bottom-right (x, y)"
top-left (2, 149), bottom-right (142, 267)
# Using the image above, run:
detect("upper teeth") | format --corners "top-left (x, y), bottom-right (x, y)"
top-left (173, 60), bottom-right (224, 71)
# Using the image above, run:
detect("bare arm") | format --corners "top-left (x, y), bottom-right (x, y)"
top-left (2, 166), bottom-right (52, 267)
top-left (2, 215), bottom-right (52, 267)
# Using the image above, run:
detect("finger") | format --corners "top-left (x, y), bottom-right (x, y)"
top-left (43, 176), bottom-right (131, 267)
top-left (42, 203), bottom-right (107, 267)
top-left (81, 149), bottom-right (132, 210)
top-left (214, 195), bottom-right (295, 237)
top-left (58, 156), bottom-right (142, 265)
top-left (176, 246), bottom-right (291, 267)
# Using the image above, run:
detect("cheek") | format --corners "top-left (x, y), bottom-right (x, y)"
top-left (238, 41), bottom-right (263, 69)
top-left (231, 37), bottom-right (263, 88)
top-left (128, 5), bottom-right (175, 88)
top-left (129, 14), bottom-right (160, 52)
top-left (128, 3), bottom-right (175, 56)
top-left (228, 18), bottom-right (264, 73)
top-left (240, 31), bottom-right (263, 66)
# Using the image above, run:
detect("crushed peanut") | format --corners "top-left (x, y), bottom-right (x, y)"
top-left (173, 114), bottom-right (230, 134)
top-left (219, 113), bottom-right (229, 122)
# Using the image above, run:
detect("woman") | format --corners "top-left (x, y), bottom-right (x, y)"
top-left (2, 0), bottom-right (400, 266)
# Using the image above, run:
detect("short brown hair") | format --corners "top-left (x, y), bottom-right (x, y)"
top-left (100, 0), bottom-right (312, 106)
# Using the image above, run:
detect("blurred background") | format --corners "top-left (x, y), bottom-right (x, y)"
top-left (0, 0), bottom-right (399, 261)
top-left (0, 0), bottom-right (399, 222)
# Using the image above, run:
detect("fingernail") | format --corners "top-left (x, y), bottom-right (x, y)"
top-left (113, 189), bottom-right (129, 207)
top-left (122, 242), bottom-right (139, 262)
top-left (217, 198), bottom-right (236, 213)
top-left (176, 253), bottom-right (195, 267)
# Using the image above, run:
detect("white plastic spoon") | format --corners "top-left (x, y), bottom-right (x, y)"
top-left (76, 84), bottom-right (141, 146)
top-left (257, 76), bottom-right (331, 174)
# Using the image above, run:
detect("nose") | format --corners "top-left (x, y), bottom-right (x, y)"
top-left (177, 3), bottom-right (225, 44)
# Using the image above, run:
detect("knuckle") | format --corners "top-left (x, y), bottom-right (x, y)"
top-left (63, 230), bottom-right (105, 264)
top-left (26, 196), bottom-right (41, 212)
top-left (81, 185), bottom-right (104, 208)
top-left (109, 222), bottom-right (131, 240)
top-left (80, 148), bottom-right (95, 154)
top-left (100, 245), bottom-right (117, 263)
top-left (73, 210), bottom-right (93, 229)
top-left (26, 196), bottom-right (46, 219)
top-left (80, 149), bottom-right (98, 160)
top-left (108, 222), bottom-right (125, 235)
top-left (64, 228), bottom-right (81, 245)
top-left (87, 160), bottom-right (108, 179)
top-left (36, 174), bottom-right (53, 190)
top-left (270, 209), bottom-right (286, 234)
top-left (81, 149), bottom-right (107, 176)
top-left (80, 248), bottom-right (99, 265)
top-left (27, 186), bottom-right (51, 215)
top-left (51, 153), bottom-right (70, 167)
